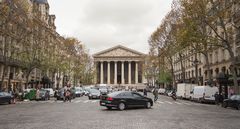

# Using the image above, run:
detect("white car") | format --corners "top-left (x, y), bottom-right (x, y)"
top-left (44, 88), bottom-right (54, 97)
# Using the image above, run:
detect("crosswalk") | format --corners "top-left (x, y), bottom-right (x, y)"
top-left (16, 99), bottom-right (100, 104)
top-left (16, 99), bottom-right (211, 107)
top-left (155, 100), bottom-right (205, 106)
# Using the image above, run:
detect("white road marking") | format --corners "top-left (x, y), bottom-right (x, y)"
top-left (91, 100), bottom-right (98, 103)
top-left (157, 101), bottom-right (164, 104)
top-left (165, 101), bottom-right (173, 104)
top-left (73, 100), bottom-right (82, 103)
top-left (174, 102), bottom-right (182, 105)
top-left (83, 100), bottom-right (89, 103)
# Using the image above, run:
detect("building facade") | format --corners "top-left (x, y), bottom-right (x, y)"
top-left (93, 45), bottom-right (146, 89)
top-left (0, 0), bottom-right (66, 91)
top-left (172, 1), bottom-right (240, 91)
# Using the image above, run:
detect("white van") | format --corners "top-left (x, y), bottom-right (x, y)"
top-left (192, 86), bottom-right (218, 103)
top-left (176, 83), bottom-right (196, 99)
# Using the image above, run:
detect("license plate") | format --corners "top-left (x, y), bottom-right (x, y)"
top-left (101, 102), bottom-right (105, 105)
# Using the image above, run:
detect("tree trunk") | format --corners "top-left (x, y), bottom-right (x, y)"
top-left (203, 53), bottom-right (212, 86)
top-left (228, 50), bottom-right (239, 94)
top-left (179, 53), bottom-right (185, 83)
top-left (0, 65), bottom-right (6, 91)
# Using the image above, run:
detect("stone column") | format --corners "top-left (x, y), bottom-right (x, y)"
top-left (100, 61), bottom-right (103, 84)
top-left (135, 61), bottom-right (138, 84)
top-left (114, 61), bottom-right (117, 84)
top-left (107, 61), bottom-right (110, 84)
top-left (128, 61), bottom-right (131, 84)
top-left (121, 61), bottom-right (125, 84)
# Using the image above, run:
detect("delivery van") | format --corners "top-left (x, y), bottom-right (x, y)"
top-left (192, 86), bottom-right (218, 103)
top-left (176, 83), bottom-right (196, 99)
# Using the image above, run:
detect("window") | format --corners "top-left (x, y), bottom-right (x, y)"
top-left (132, 93), bottom-right (142, 98)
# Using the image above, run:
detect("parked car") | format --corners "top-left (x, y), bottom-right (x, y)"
top-left (75, 87), bottom-right (84, 97)
top-left (158, 88), bottom-right (166, 94)
top-left (99, 87), bottom-right (108, 95)
top-left (191, 86), bottom-right (218, 103)
top-left (100, 91), bottom-right (153, 110)
top-left (84, 87), bottom-right (91, 96)
top-left (222, 95), bottom-right (240, 110)
top-left (56, 88), bottom-right (65, 100)
top-left (39, 89), bottom-right (50, 101)
top-left (44, 88), bottom-right (54, 97)
top-left (0, 92), bottom-right (15, 104)
top-left (88, 89), bottom-right (101, 99)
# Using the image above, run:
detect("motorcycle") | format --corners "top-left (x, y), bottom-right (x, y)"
top-left (171, 92), bottom-right (177, 101)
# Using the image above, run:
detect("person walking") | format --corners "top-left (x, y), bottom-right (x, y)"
top-left (143, 88), bottom-right (147, 96)
top-left (214, 92), bottom-right (219, 105)
top-left (153, 88), bottom-right (158, 102)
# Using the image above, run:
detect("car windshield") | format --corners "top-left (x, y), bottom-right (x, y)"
top-left (90, 89), bottom-right (99, 93)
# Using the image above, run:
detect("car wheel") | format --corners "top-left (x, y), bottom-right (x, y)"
top-left (118, 102), bottom-right (126, 111)
top-left (107, 106), bottom-right (112, 110)
top-left (237, 104), bottom-right (240, 110)
top-left (222, 102), bottom-right (227, 108)
top-left (146, 102), bottom-right (151, 109)
top-left (9, 99), bottom-right (13, 104)
top-left (88, 97), bottom-right (91, 100)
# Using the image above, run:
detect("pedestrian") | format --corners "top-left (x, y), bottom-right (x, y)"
top-left (153, 88), bottom-right (158, 102)
top-left (219, 93), bottom-right (224, 104)
top-left (214, 92), bottom-right (219, 105)
top-left (143, 88), bottom-right (147, 96)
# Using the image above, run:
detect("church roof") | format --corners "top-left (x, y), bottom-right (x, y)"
top-left (34, 0), bottom-right (48, 4)
top-left (93, 45), bottom-right (145, 58)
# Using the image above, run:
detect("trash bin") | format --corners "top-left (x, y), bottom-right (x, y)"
top-left (23, 89), bottom-right (36, 100)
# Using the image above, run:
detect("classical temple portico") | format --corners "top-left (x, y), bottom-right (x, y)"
top-left (93, 45), bottom-right (146, 89)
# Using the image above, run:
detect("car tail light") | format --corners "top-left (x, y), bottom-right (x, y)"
top-left (107, 97), bottom-right (113, 101)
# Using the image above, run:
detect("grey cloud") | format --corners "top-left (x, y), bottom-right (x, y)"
top-left (48, 0), bottom-right (173, 54)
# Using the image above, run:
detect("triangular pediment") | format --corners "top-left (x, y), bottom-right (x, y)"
top-left (93, 45), bottom-right (144, 57)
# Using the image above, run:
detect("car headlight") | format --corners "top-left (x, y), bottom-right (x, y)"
top-left (89, 94), bottom-right (92, 96)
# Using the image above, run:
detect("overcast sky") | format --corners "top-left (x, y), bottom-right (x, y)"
top-left (48, 0), bottom-right (173, 54)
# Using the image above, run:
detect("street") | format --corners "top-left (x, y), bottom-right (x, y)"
top-left (0, 94), bottom-right (239, 129)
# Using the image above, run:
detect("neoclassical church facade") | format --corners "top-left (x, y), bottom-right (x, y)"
top-left (93, 45), bottom-right (146, 89)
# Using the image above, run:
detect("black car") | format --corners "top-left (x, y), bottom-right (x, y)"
top-left (0, 92), bottom-right (14, 104)
top-left (100, 91), bottom-right (153, 110)
top-left (222, 95), bottom-right (240, 110)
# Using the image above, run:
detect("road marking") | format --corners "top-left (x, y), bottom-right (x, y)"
top-left (91, 100), bottom-right (98, 103)
top-left (157, 101), bottom-right (164, 104)
top-left (182, 102), bottom-right (191, 105)
top-left (165, 101), bottom-right (173, 104)
top-left (57, 101), bottom-right (63, 103)
top-left (83, 100), bottom-right (89, 103)
top-left (49, 101), bottom-right (55, 103)
top-left (73, 100), bottom-right (82, 103)
top-left (174, 102), bottom-right (182, 105)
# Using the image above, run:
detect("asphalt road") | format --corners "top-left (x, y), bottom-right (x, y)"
top-left (0, 93), bottom-right (239, 129)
